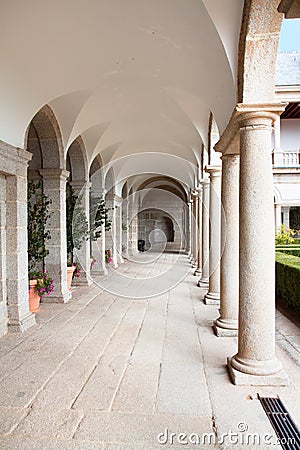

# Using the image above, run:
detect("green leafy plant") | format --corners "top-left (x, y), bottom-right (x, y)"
top-left (66, 186), bottom-right (89, 264)
top-left (275, 225), bottom-right (296, 246)
top-left (89, 197), bottom-right (112, 241)
top-left (28, 269), bottom-right (54, 296)
top-left (27, 181), bottom-right (52, 272)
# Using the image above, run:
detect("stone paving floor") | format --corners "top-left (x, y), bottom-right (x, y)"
top-left (0, 252), bottom-right (300, 450)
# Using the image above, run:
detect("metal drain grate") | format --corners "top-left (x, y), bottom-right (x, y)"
top-left (258, 394), bottom-right (300, 450)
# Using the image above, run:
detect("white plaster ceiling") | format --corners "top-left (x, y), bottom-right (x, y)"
top-left (0, 0), bottom-right (243, 187)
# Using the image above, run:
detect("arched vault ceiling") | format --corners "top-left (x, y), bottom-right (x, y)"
top-left (102, 153), bottom-right (196, 191)
top-left (1, 0), bottom-right (241, 162)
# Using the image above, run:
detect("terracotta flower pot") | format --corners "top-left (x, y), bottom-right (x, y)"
top-left (67, 266), bottom-right (76, 291)
top-left (28, 280), bottom-right (40, 313)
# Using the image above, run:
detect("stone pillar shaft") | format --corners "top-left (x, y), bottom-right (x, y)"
top-left (282, 206), bottom-right (290, 229)
top-left (188, 201), bottom-right (192, 257)
top-left (106, 195), bottom-right (118, 268)
top-left (40, 169), bottom-right (71, 303)
top-left (204, 166), bottom-right (222, 305)
top-left (198, 179), bottom-right (210, 287)
top-left (191, 195), bottom-right (198, 266)
top-left (69, 181), bottom-right (91, 285)
top-left (214, 154), bottom-right (239, 336)
top-left (194, 186), bottom-right (203, 275)
top-left (274, 204), bottom-right (282, 234)
top-left (7, 169), bottom-right (36, 330)
top-left (228, 112), bottom-right (287, 384)
top-left (116, 201), bottom-right (124, 264)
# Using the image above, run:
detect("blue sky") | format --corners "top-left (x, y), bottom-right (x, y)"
top-left (278, 19), bottom-right (300, 51)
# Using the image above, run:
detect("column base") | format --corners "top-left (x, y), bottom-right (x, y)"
top-left (204, 291), bottom-right (220, 305)
top-left (91, 267), bottom-right (108, 276)
top-left (227, 356), bottom-right (289, 386)
top-left (42, 291), bottom-right (72, 304)
top-left (214, 318), bottom-right (238, 337)
top-left (193, 268), bottom-right (201, 276)
top-left (198, 278), bottom-right (209, 288)
top-left (72, 277), bottom-right (93, 287)
top-left (8, 313), bottom-right (36, 333)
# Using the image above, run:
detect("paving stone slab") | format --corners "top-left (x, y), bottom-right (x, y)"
top-left (112, 362), bottom-right (160, 413)
top-left (74, 411), bottom-right (214, 447)
top-left (0, 407), bottom-right (30, 435)
top-left (156, 362), bottom-right (211, 416)
top-left (0, 437), bottom-right (104, 450)
top-left (12, 408), bottom-right (84, 440)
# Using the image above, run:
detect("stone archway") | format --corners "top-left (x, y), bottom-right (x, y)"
top-left (25, 105), bottom-right (70, 303)
top-left (66, 136), bottom-right (90, 284)
top-left (153, 216), bottom-right (175, 243)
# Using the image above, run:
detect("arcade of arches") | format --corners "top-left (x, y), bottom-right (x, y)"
top-left (0, 0), bottom-right (300, 398)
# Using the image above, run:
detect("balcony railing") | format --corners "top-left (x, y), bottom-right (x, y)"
top-left (272, 150), bottom-right (300, 167)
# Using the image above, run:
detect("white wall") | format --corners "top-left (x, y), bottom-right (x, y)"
top-left (281, 119), bottom-right (300, 150)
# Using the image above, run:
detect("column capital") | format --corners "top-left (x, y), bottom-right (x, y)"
top-left (200, 178), bottom-right (210, 186)
top-left (205, 165), bottom-right (222, 177)
top-left (214, 103), bottom-right (287, 156)
top-left (191, 189), bottom-right (200, 198)
top-left (40, 168), bottom-right (70, 181)
top-left (69, 180), bottom-right (91, 190)
top-left (91, 188), bottom-right (106, 198)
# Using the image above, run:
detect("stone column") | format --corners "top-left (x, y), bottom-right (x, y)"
top-left (204, 166), bottom-right (222, 305)
top-left (122, 198), bottom-right (130, 259)
top-left (227, 110), bottom-right (287, 385)
top-left (106, 194), bottom-right (118, 269)
top-left (69, 181), bottom-right (92, 285)
top-left (282, 206), bottom-right (290, 229)
top-left (128, 194), bottom-right (138, 256)
top-left (214, 154), bottom-right (239, 336)
top-left (274, 204), bottom-right (282, 234)
top-left (40, 169), bottom-right (71, 303)
top-left (191, 194), bottom-right (198, 267)
top-left (187, 200), bottom-right (192, 257)
top-left (194, 185), bottom-right (203, 275)
top-left (116, 199), bottom-right (124, 264)
top-left (198, 178), bottom-right (210, 288)
top-left (90, 189), bottom-right (108, 276)
top-left (6, 150), bottom-right (36, 332)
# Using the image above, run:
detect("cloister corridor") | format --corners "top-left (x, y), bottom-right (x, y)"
top-left (0, 253), bottom-right (299, 450)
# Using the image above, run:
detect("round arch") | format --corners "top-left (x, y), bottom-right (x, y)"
top-left (25, 104), bottom-right (65, 173)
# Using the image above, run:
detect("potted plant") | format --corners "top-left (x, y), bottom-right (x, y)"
top-left (105, 249), bottom-right (113, 265)
top-left (66, 186), bottom-right (89, 289)
top-left (27, 180), bottom-right (54, 311)
top-left (28, 270), bottom-right (54, 312)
